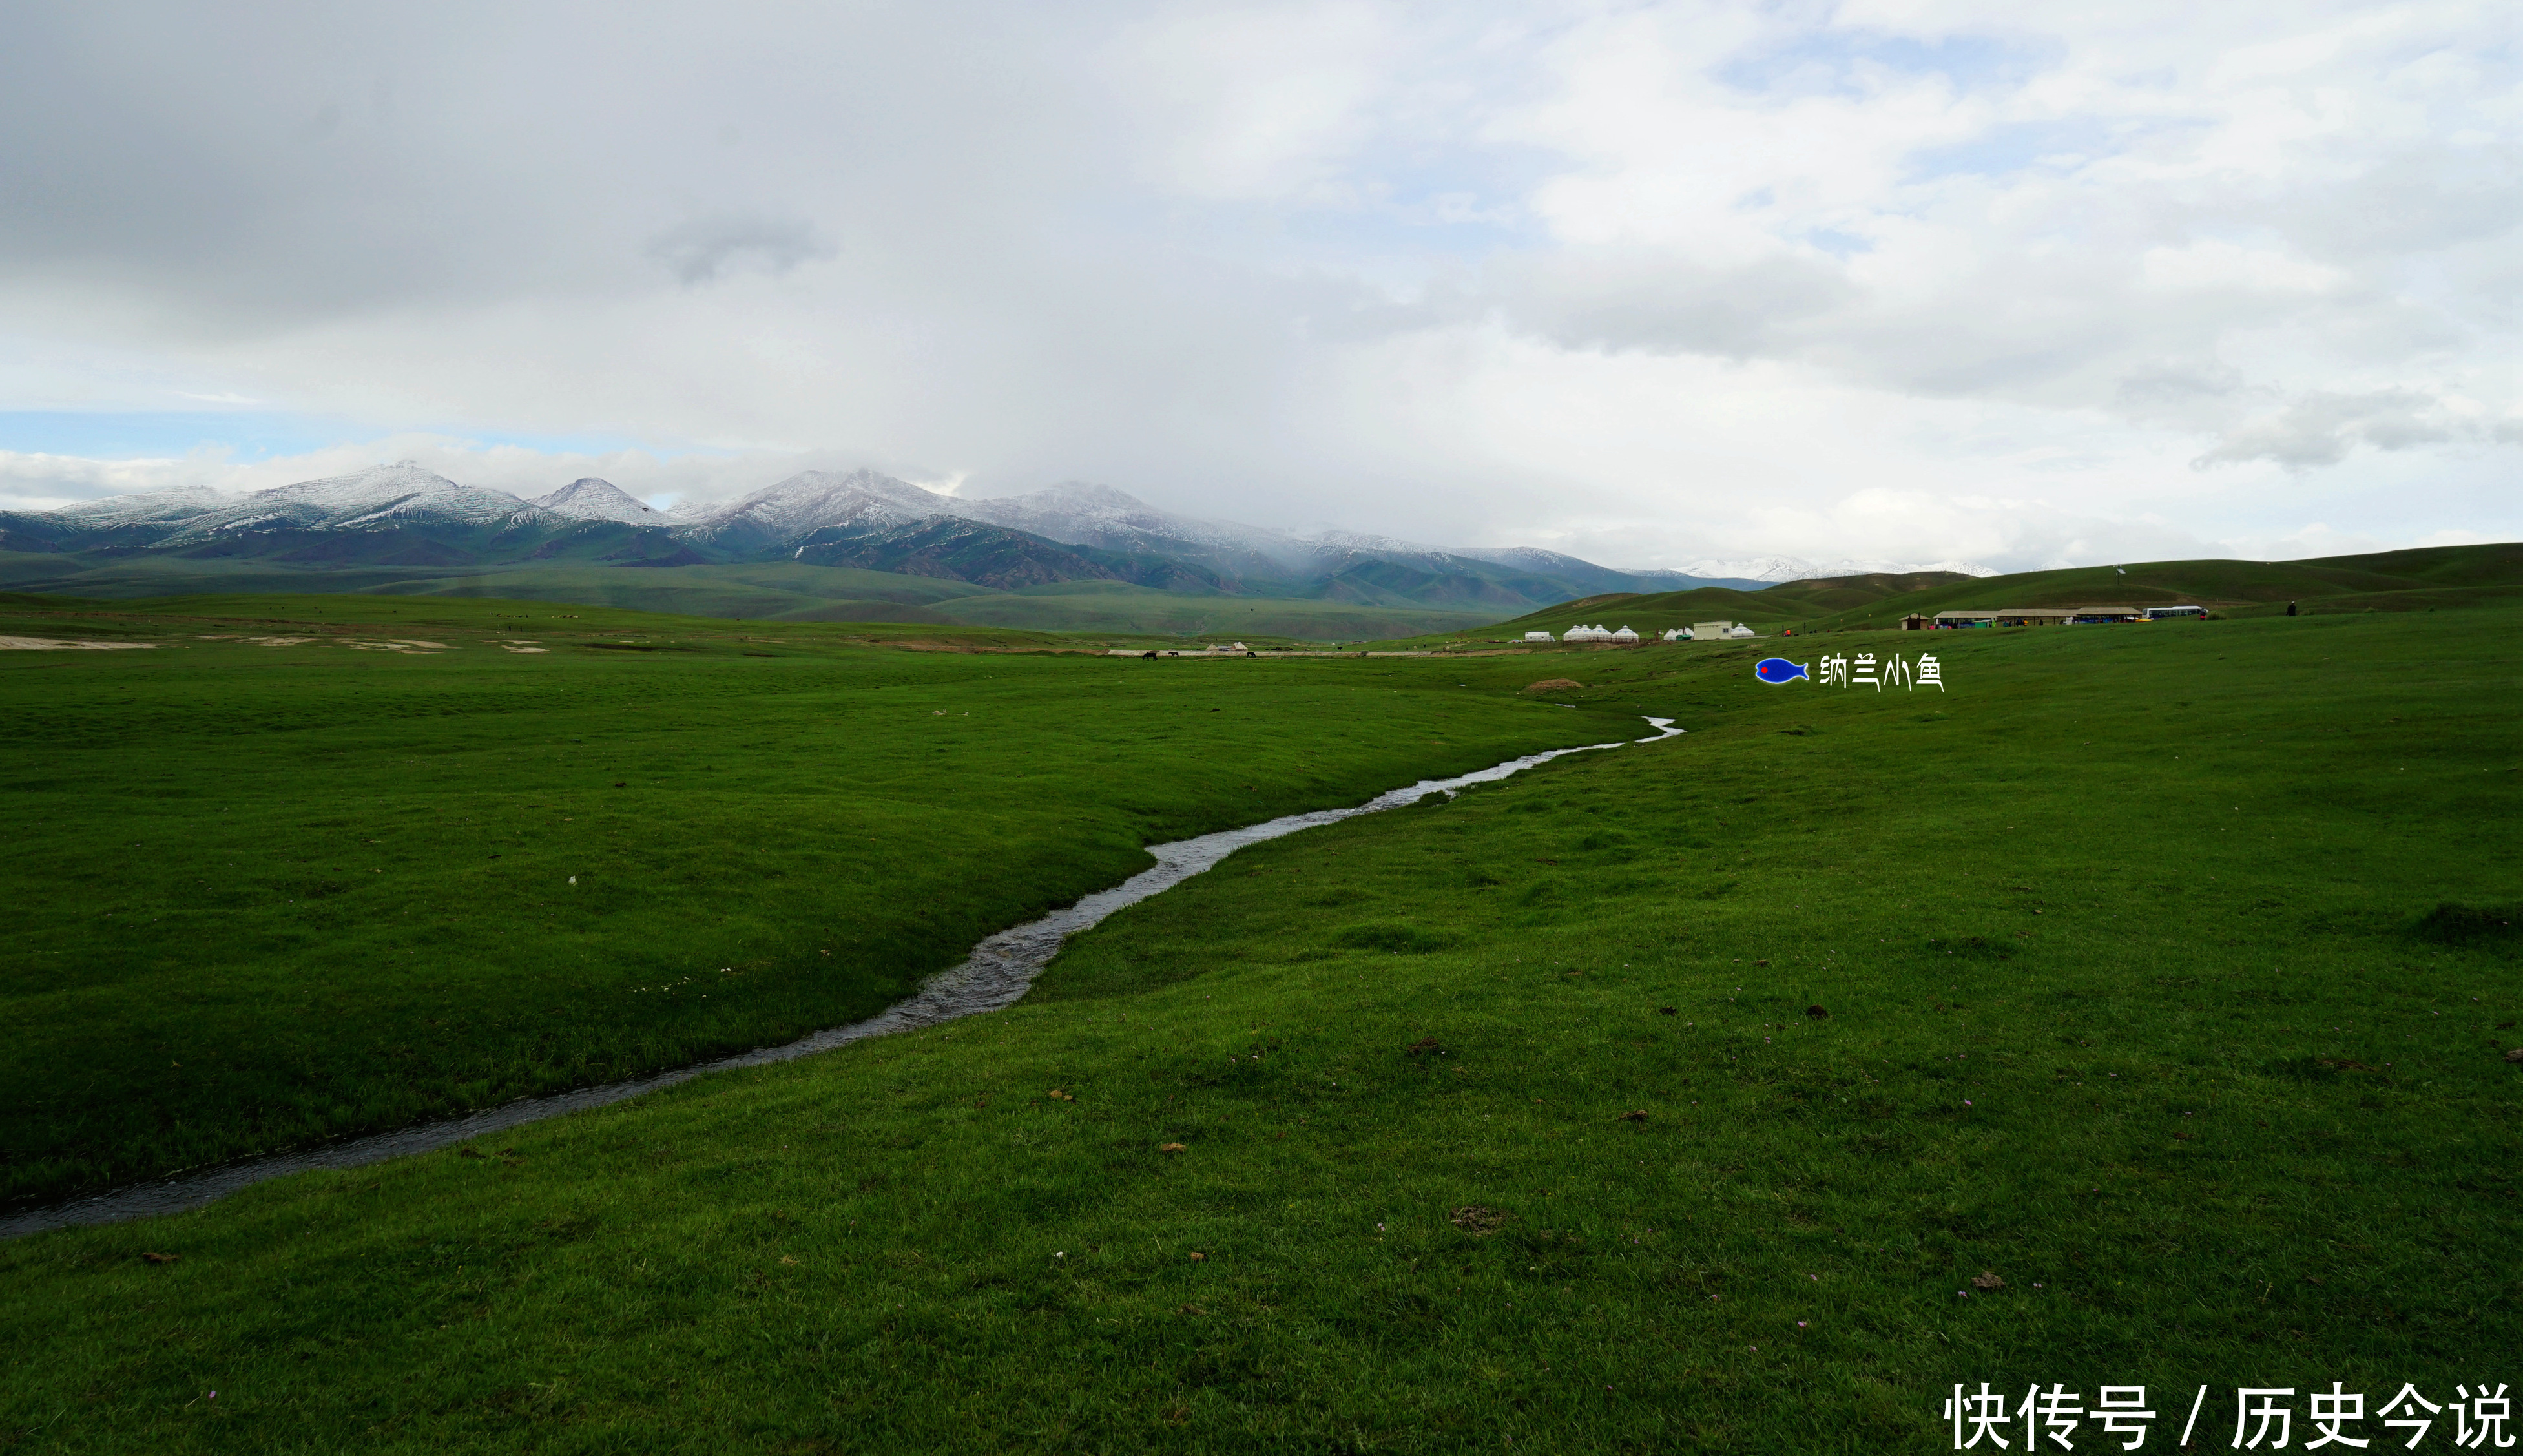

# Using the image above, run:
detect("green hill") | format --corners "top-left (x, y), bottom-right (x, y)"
top-left (1382, 545), bottom-right (2523, 646)
top-left (1472, 588), bottom-right (1791, 639)
top-left (1799, 542), bottom-right (2523, 629)
top-left (1393, 572), bottom-right (1973, 644)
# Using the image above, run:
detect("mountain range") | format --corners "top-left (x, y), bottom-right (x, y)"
top-left (0, 462), bottom-right (1993, 625)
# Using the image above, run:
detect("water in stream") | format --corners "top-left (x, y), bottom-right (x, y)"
top-left (2, 717), bottom-right (1680, 1238)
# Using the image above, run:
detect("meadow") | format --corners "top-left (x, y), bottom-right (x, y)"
top-left (1, 597), bottom-right (2517, 1452)
top-left (0, 552), bottom-right (1504, 641)
top-left (0, 593), bottom-right (1615, 1204)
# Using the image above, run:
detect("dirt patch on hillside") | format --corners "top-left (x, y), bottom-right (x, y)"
top-left (0, 636), bottom-right (158, 651)
top-left (1521, 678), bottom-right (1584, 694)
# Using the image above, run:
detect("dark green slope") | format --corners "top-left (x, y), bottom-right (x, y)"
top-left (1801, 541), bottom-right (2523, 629)
top-left (1305, 559), bottom-right (1542, 609)
top-left (1460, 590), bottom-right (1825, 642)
top-left (1760, 570), bottom-right (1980, 612)
top-left (793, 517), bottom-right (1242, 595)
top-left (1429, 545), bottom-right (2523, 643)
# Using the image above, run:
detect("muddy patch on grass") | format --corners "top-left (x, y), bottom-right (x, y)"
top-left (0, 636), bottom-right (158, 651)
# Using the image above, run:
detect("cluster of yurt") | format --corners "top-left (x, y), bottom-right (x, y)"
top-left (1561, 623), bottom-right (1641, 643)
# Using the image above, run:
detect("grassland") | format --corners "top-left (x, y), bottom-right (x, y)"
top-left (1378, 574), bottom-right (1977, 646)
top-left (1804, 543), bottom-right (2523, 627)
top-left (1428, 543), bottom-right (2523, 647)
top-left (1367, 543), bottom-right (2523, 651)
top-left (0, 593), bottom-right (1619, 1204)
top-left (913, 582), bottom-right (1499, 641)
top-left (0, 554), bottom-right (1504, 641)
top-left (3, 598), bottom-right (2518, 1452)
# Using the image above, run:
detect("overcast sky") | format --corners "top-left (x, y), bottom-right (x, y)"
top-left (1, 0), bottom-right (2513, 571)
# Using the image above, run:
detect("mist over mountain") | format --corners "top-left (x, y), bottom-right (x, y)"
top-left (1683, 555), bottom-right (1999, 583)
top-left (0, 463), bottom-right (1989, 612)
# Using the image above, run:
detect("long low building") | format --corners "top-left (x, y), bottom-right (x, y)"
top-left (1907, 605), bottom-right (2199, 629)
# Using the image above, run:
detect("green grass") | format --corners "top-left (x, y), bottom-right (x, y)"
top-left (0, 595), bottom-right (1620, 1203)
top-left (911, 585), bottom-right (1500, 641)
top-left (3, 604), bottom-right (2518, 1452)
top-left (1787, 542), bottom-right (2523, 629)
top-left (0, 554), bottom-right (1504, 641)
top-left (1365, 543), bottom-right (2523, 650)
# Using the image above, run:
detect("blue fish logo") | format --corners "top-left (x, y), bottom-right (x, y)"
top-left (1755, 658), bottom-right (1809, 684)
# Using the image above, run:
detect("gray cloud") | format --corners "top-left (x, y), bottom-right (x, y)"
top-left (0, 0), bottom-right (2513, 568)
top-left (647, 214), bottom-right (836, 286)
top-left (1493, 251), bottom-right (1858, 359)
top-left (2194, 390), bottom-right (2459, 472)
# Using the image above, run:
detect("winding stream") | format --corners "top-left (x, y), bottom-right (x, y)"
top-left (3, 716), bottom-right (1681, 1238)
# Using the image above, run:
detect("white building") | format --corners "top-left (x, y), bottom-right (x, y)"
top-left (1522, 630), bottom-right (1554, 642)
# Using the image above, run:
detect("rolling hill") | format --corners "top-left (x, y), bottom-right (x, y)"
top-left (1792, 543), bottom-right (2523, 629)
top-left (1398, 545), bottom-right (2523, 645)
top-left (1453, 571), bottom-right (1980, 641)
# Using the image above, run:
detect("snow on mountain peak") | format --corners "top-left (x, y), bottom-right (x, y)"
top-left (1449, 545), bottom-right (1592, 574)
top-left (156, 462), bottom-right (548, 542)
top-left (1005, 481), bottom-right (1151, 514)
top-left (534, 477), bottom-right (662, 525)
top-left (50, 485), bottom-right (238, 527)
top-left (1303, 528), bottom-right (1448, 559)
top-left (23, 457), bottom-right (2009, 593)
top-left (679, 468), bottom-right (950, 545)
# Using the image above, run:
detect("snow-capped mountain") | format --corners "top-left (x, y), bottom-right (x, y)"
top-left (5, 460), bottom-right (1996, 606)
top-left (156, 462), bottom-right (555, 545)
top-left (48, 485), bottom-right (238, 528)
top-left (1301, 528), bottom-right (1455, 565)
top-left (1448, 545), bottom-right (1603, 576)
top-left (676, 468), bottom-right (951, 552)
top-left (532, 478), bottom-right (663, 525)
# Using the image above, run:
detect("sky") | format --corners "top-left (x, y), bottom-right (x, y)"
top-left (0, 0), bottom-right (2514, 573)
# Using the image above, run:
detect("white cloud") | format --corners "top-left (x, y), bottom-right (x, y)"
top-left (0, 0), bottom-right (2511, 567)
top-left (2193, 388), bottom-right (2462, 470)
